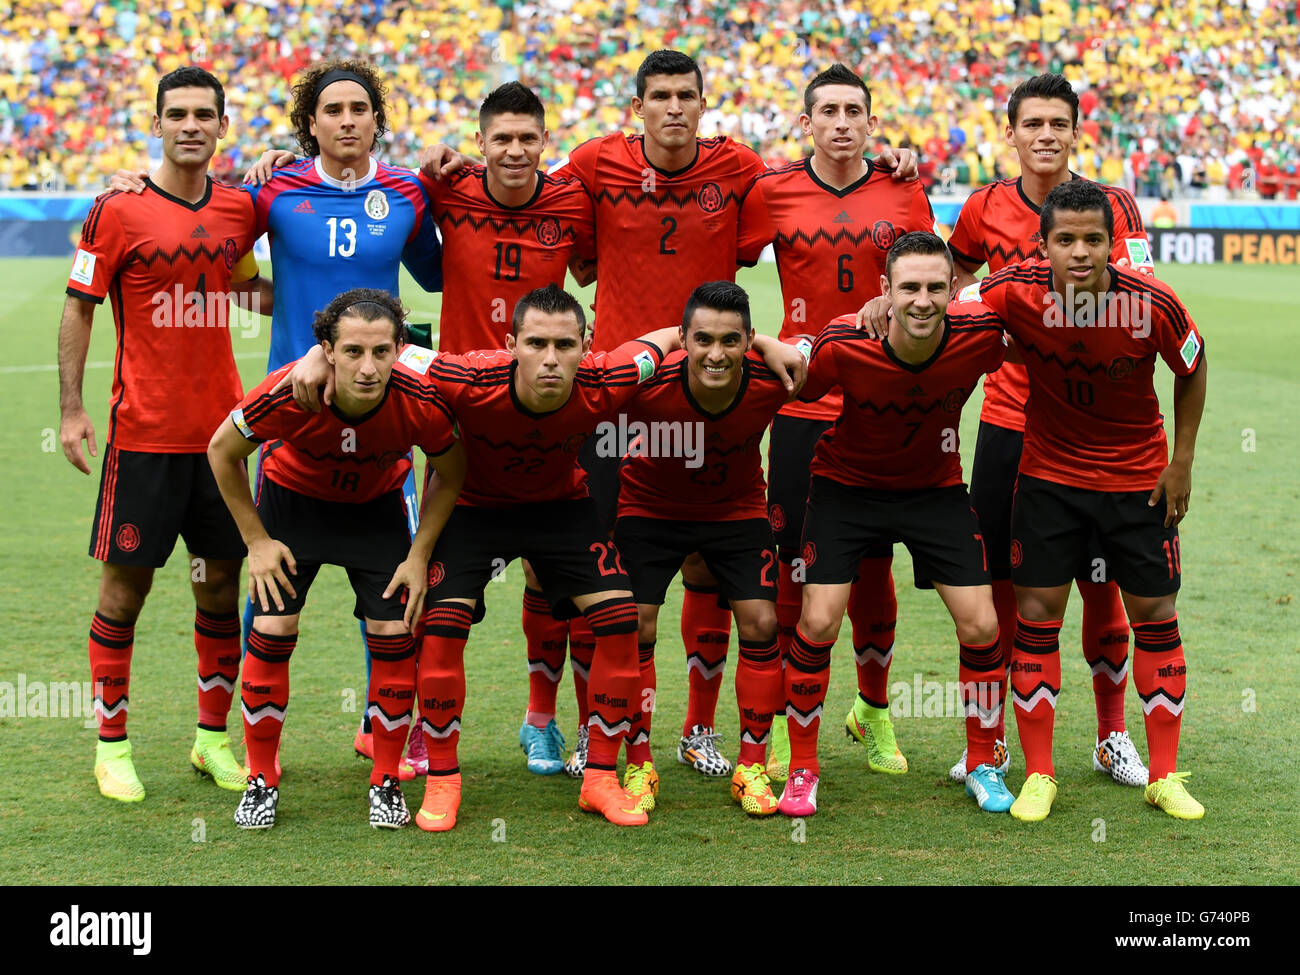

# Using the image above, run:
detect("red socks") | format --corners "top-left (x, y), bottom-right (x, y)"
top-left (582, 598), bottom-right (640, 771)
top-left (786, 627), bottom-right (834, 776)
top-left (681, 583), bottom-right (730, 734)
top-left (242, 629), bottom-right (295, 786)
top-left (194, 609), bottom-right (240, 731)
top-left (568, 615), bottom-right (596, 726)
top-left (626, 641), bottom-right (656, 766)
top-left (419, 604), bottom-right (474, 775)
top-left (847, 557), bottom-right (896, 709)
top-left (1132, 616), bottom-right (1186, 782)
top-left (366, 631), bottom-right (417, 785)
top-left (775, 556), bottom-right (801, 659)
top-left (89, 612), bottom-right (133, 741)
top-left (1010, 615), bottom-right (1062, 777)
top-left (1078, 578), bottom-right (1131, 739)
top-left (989, 578), bottom-right (1018, 739)
top-left (522, 587), bottom-right (566, 725)
top-left (959, 635), bottom-right (1003, 770)
top-left (735, 636), bottom-right (782, 767)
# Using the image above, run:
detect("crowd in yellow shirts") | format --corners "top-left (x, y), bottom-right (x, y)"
top-left (1, 0), bottom-right (1296, 195)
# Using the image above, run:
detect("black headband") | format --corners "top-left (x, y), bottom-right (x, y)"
top-left (312, 69), bottom-right (377, 112)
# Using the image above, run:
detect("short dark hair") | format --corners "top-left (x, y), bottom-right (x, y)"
top-left (885, 231), bottom-right (954, 280)
top-left (1007, 73), bottom-right (1079, 128)
top-left (156, 66), bottom-right (225, 118)
top-left (312, 288), bottom-right (407, 346)
top-left (290, 59), bottom-right (389, 158)
top-left (511, 283), bottom-right (587, 337)
top-left (635, 49), bottom-right (703, 99)
top-left (681, 281), bottom-right (752, 334)
top-left (1039, 181), bottom-right (1114, 241)
top-left (480, 81), bottom-right (546, 130)
top-left (803, 63), bottom-right (871, 116)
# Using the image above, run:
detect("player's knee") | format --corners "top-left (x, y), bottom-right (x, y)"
top-left (636, 608), bottom-right (658, 647)
top-left (955, 611), bottom-right (999, 648)
top-left (192, 557), bottom-right (241, 613)
top-left (797, 605), bottom-right (841, 644)
top-left (252, 614), bottom-right (299, 637)
top-left (734, 603), bottom-right (777, 644)
top-left (97, 565), bottom-right (153, 623)
top-left (1124, 593), bottom-right (1177, 625)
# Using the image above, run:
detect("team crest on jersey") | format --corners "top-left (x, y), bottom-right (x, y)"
top-left (1010, 539), bottom-right (1023, 568)
top-left (697, 182), bottom-right (724, 214)
top-left (535, 217), bottom-right (562, 247)
top-left (1108, 356), bottom-right (1136, 381)
top-left (116, 523), bottom-right (141, 553)
top-left (871, 220), bottom-right (898, 250)
top-left (563, 434), bottom-right (586, 454)
top-left (222, 237), bottom-right (238, 270)
top-left (942, 388), bottom-right (965, 413)
top-left (364, 189), bottom-right (390, 220)
top-left (957, 283), bottom-right (981, 304)
top-left (376, 450), bottom-right (404, 471)
top-left (768, 504), bottom-right (786, 532)
top-left (428, 562), bottom-right (446, 588)
top-left (800, 541), bottom-right (817, 569)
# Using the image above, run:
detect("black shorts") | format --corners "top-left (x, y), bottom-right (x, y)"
top-left (969, 421), bottom-right (1023, 579)
top-left (614, 516), bottom-right (778, 606)
top-left (1010, 475), bottom-right (1181, 598)
top-left (801, 476), bottom-right (991, 589)
top-left (89, 448), bottom-right (245, 567)
top-left (426, 499), bottom-right (630, 621)
top-left (766, 414), bottom-right (830, 550)
top-left (254, 479), bottom-right (412, 620)
top-left (578, 435), bottom-right (622, 535)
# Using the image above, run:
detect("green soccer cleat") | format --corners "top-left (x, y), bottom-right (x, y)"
top-left (95, 739), bottom-right (145, 803)
top-left (622, 761), bottom-right (660, 812)
top-left (731, 762), bottom-right (779, 816)
top-left (1145, 771), bottom-right (1205, 820)
top-left (844, 701), bottom-right (908, 774)
top-left (767, 714), bottom-right (790, 784)
top-left (190, 728), bottom-right (248, 791)
top-left (1009, 772), bottom-right (1058, 822)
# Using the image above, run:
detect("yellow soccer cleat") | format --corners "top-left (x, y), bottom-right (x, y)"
top-left (1009, 772), bottom-right (1058, 822)
top-left (766, 714), bottom-right (790, 784)
top-left (622, 761), bottom-right (660, 812)
top-left (1145, 771), bottom-right (1205, 820)
top-left (845, 702), bottom-right (908, 774)
top-left (96, 739), bottom-right (145, 803)
top-left (731, 762), bottom-right (779, 816)
top-left (190, 729), bottom-right (248, 791)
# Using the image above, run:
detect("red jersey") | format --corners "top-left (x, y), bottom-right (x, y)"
top-left (617, 350), bottom-right (791, 522)
top-left (947, 175), bottom-right (1152, 432)
top-left (402, 340), bottom-right (664, 507)
top-left (555, 133), bottom-right (767, 349)
top-left (419, 164), bottom-right (595, 353)
top-left (230, 361), bottom-right (457, 503)
top-left (67, 178), bottom-right (258, 452)
top-left (800, 309), bottom-right (1006, 491)
top-left (737, 157), bottom-right (936, 422)
top-left (975, 261), bottom-right (1204, 492)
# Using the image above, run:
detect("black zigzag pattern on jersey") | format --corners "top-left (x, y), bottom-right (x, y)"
top-left (592, 186), bottom-right (745, 210)
top-left (702, 432), bottom-right (766, 458)
top-left (773, 226), bottom-right (887, 249)
top-left (1015, 341), bottom-right (1111, 376)
top-left (433, 208), bottom-right (580, 241)
top-left (465, 431), bottom-right (584, 454)
top-left (129, 242), bottom-right (235, 268)
top-left (981, 241), bottom-right (1040, 267)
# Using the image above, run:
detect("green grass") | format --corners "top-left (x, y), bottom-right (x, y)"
top-left (1, 258), bottom-right (1297, 885)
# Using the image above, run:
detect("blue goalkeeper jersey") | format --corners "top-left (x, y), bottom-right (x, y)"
top-left (249, 155), bottom-right (443, 371)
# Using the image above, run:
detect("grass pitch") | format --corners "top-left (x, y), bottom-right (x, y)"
top-left (0, 257), bottom-right (1296, 885)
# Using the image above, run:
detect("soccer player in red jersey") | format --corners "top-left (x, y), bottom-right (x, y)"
top-left (945, 75), bottom-right (1156, 787)
top-left (737, 64), bottom-right (936, 783)
top-left (610, 281), bottom-right (802, 816)
top-left (778, 232), bottom-right (1011, 816)
top-left (207, 289), bottom-right (466, 829)
top-left (973, 181), bottom-right (1207, 822)
top-left (58, 67), bottom-right (261, 802)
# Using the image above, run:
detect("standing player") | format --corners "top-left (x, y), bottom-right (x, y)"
top-left (974, 182), bottom-right (1206, 821)
top-left (207, 289), bottom-right (466, 829)
top-left (736, 64), bottom-right (936, 782)
top-left (779, 232), bottom-right (1011, 816)
top-left (612, 281), bottom-right (799, 816)
top-left (944, 74), bottom-right (1155, 787)
top-left (58, 67), bottom-right (260, 801)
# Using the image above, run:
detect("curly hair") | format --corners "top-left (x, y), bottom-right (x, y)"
top-left (289, 59), bottom-right (389, 158)
top-left (312, 288), bottom-right (408, 347)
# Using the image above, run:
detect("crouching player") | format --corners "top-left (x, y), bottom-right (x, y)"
top-left (207, 289), bottom-right (466, 829)
top-left (781, 232), bottom-right (1013, 815)
top-left (612, 281), bottom-right (802, 816)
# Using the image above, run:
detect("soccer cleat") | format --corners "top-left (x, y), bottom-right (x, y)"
top-left (731, 762), bottom-right (779, 816)
top-left (519, 719), bottom-right (566, 775)
top-left (353, 725), bottom-right (374, 761)
top-left (234, 774), bottom-right (278, 829)
top-left (1144, 771), bottom-right (1205, 820)
top-left (677, 724), bottom-right (733, 776)
top-left (622, 761), bottom-right (660, 812)
top-left (578, 773), bottom-right (648, 826)
top-left (767, 714), bottom-right (790, 784)
top-left (563, 724), bottom-right (589, 778)
top-left (368, 775), bottom-right (411, 829)
top-left (95, 739), bottom-right (145, 803)
top-left (965, 763), bottom-right (1015, 813)
top-left (1009, 772), bottom-right (1058, 822)
top-left (777, 768), bottom-right (819, 817)
top-left (416, 774), bottom-right (462, 832)
top-left (190, 729), bottom-right (247, 791)
top-left (1093, 731), bottom-right (1150, 787)
top-left (844, 704), bottom-right (908, 774)
top-left (398, 726), bottom-right (428, 781)
top-left (949, 739), bottom-right (1010, 783)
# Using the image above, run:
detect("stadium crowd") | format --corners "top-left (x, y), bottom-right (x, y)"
top-left (2, 0), bottom-right (1298, 196)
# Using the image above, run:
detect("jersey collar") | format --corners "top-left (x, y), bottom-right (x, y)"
top-left (314, 155), bottom-right (378, 189)
top-left (803, 156), bottom-right (874, 198)
top-left (882, 319), bottom-right (952, 373)
top-left (1016, 171), bottom-right (1082, 214)
top-left (483, 169), bottom-right (545, 210)
top-left (508, 360), bottom-right (574, 419)
top-left (637, 135), bottom-right (700, 179)
top-left (679, 355), bottom-right (750, 420)
top-left (327, 376), bottom-right (392, 425)
top-left (143, 175), bottom-right (213, 212)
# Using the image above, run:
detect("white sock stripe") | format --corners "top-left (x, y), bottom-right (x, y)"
top-left (740, 729), bottom-right (770, 745)
top-left (527, 660), bottom-right (564, 681)
top-left (569, 660), bottom-right (590, 681)
top-left (1089, 659), bottom-right (1130, 683)
top-left (420, 716), bottom-right (461, 738)
top-left (241, 702), bottom-right (286, 725)
top-left (1140, 693), bottom-right (1185, 717)
top-left (587, 714), bottom-right (633, 736)
top-left (1011, 687), bottom-right (1059, 712)
top-left (685, 657), bottom-right (726, 680)
top-left (196, 674), bottom-right (236, 693)
top-left (367, 705), bottom-right (413, 732)
top-left (93, 698), bottom-right (129, 719)
top-left (852, 642), bottom-right (895, 667)
top-left (785, 704), bottom-right (823, 728)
